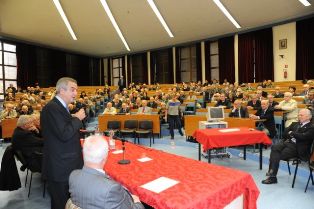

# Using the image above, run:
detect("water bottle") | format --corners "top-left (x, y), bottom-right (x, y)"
top-left (108, 130), bottom-right (115, 150)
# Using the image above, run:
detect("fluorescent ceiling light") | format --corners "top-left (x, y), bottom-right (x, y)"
top-left (147, 0), bottom-right (174, 38)
top-left (213, 0), bottom-right (241, 29)
top-left (100, 0), bottom-right (130, 51)
top-left (298, 0), bottom-right (311, 6)
top-left (52, 0), bottom-right (77, 40)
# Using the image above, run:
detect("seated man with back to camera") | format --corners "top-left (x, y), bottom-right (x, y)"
top-left (228, 99), bottom-right (249, 118)
top-left (249, 100), bottom-right (277, 139)
top-left (261, 108), bottom-right (314, 184)
top-left (69, 135), bottom-right (144, 209)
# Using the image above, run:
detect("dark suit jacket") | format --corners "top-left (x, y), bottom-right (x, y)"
top-left (147, 101), bottom-right (158, 108)
top-left (229, 107), bottom-right (249, 118)
top-left (12, 127), bottom-right (43, 170)
top-left (274, 93), bottom-right (284, 98)
top-left (118, 108), bottom-right (130, 114)
top-left (269, 101), bottom-right (279, 108)
top-left (69, 167), bottom-right (144, 209)
top-left (41, 97), bottom-right (83, 182)
top-left (215, 100), bottom-right (231, 109)
top-left (247, 100), bottom-right (261, 110)
top-left (283, 122), bottom-right (314, 161)
top-left (255, 107), bottom-right (276, 138)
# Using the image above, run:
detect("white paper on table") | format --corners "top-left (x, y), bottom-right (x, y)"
top-left (137, 157), bottom-right (153, 162)
top-left (140, 177), bottom-right (179, 193)
top-left (219, 128), bottom-right (240, 133)
top-left (112, 150), bottom-right (123, 154)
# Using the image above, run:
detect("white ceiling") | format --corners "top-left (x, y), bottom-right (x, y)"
top-left (0, 0), bottom-right (313, 57)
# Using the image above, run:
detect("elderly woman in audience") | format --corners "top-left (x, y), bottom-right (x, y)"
top-left (274, 92), bottom-right (298, 127)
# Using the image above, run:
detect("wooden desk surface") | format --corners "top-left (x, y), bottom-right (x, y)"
top-left (1, 118), bottom-right (18, 138)
top-left (98, 114), bottom-right (160, 134)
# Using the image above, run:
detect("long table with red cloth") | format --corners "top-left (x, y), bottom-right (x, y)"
top-left (193, 127), bottom-right (272, 169)
top-left (101, 139), bottom-right (259, 209)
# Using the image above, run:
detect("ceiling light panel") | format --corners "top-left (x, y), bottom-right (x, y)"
top-left (52, 0), bottom-right (77, 40)
top-left (213, 0), bottom-right (241, 29)
top-left (298, 0), bottom-right (311, 6)
top-left (147, 0), bottom-right (174, 38)
top-left (100, 0), bottom-right (130, 51)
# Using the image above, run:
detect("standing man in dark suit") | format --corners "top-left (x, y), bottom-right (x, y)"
top-left (229, 99), bottom-right (249, 118)
top-left (261, 108), bottom-right (314, 184)
top-left (118, 75), bottom-right (125, 92)
top-left (41, 77), bottom-right (86, 209)
top-left (69, 135), bottom-right (144, 209)
top-left (250, 100), bottom-right (277, 139)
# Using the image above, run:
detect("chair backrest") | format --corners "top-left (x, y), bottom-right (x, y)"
top-left (13, 149), bottom-right (28, 167)
top-left (124, 120), bottom-right (138, 129)
top-left (65, 198), bottom-right (82, 209)
top-left (107, 120), bottom-right (121, 130)
top-left (139, 120), bottom-right (153, 130)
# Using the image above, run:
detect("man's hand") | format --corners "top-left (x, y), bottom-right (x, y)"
top-left (73, 109), bottom-right (86, 121)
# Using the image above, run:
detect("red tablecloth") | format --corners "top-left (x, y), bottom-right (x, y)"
top-left (102, 139), bottom-right (260, 209)
top-left (193, 127), bottom-right (272, 150)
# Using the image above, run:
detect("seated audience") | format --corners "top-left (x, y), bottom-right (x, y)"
top-left (262, 109), bottom-right (314, 184)
top-left (147, 97), bottom-right (158, 108)
top-left (274, 92), bottom-right (298, 127)
top-left (103, 102), bottom-right (117, 115)
top-left (1, 103), bottom-right (18, 120)
top-left (246, 94), bottom-right (261, 110)
top-left (18, 105), bottom-right (32, 116)
top-left (11, 115), bottom-right (44, 172)
top-left (69, 135), bottom-right (144, 209)
top-left (215, 93), bottom-right (231, 109)
top-left (118, 103), bottom-right (130, 115)
top-left (249, 100), bottom-right (276, 138)
top-left (267, 94), bottom-right (279, 108)
top-left (137, 100), bottom-right (152, 114)
top-left (158, 102), bottom-right (167, 124)
top-left (229, 99), bottom-right (249, 118)
top-left (289, 86), bottom-right (298, 96)
top-left (186, 91), bottom-right (198, 101)
top-left (300, 84), bottom-right (310, 96)
top-left (273, 87), bottom-right (284, 98)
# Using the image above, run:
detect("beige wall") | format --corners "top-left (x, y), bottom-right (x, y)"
top-left (273, 22), bottom-right (296, 82)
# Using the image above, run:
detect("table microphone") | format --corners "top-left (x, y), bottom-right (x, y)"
top-left (114, 136), bottom-right (131, 165)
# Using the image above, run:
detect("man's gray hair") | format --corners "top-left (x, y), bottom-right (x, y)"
top-left (83, 135), bottom-right (109, 164)
top-left (17, 115), bottom-right (33, 127)
top-left (56, 77), bottom-right (77, 94)
top-left (299, 108), bottom-right (312, 120)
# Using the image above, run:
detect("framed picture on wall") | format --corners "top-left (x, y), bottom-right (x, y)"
top-left (279, 39), bottom-right (287, 49)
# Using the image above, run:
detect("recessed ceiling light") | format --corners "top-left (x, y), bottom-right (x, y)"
top-left (100, 0), bottom-right (130, 51)
top-left (298, 0), bottom-right (311, 6)
top-left (147, 0), bottom-right (174, 38)
top-left (213, 0), bottom-right (241, 29)
top-left (52, 0), bottom-right (77, 40)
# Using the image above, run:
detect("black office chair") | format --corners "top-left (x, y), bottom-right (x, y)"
top-left (135, 120), bottom-right (154, 147)
top-left (14, 150), bottom-right (46, 198)
top-left (120, 120), bottom-right (138, 142)
top-left (104, 121), bottom-right (121, 137)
